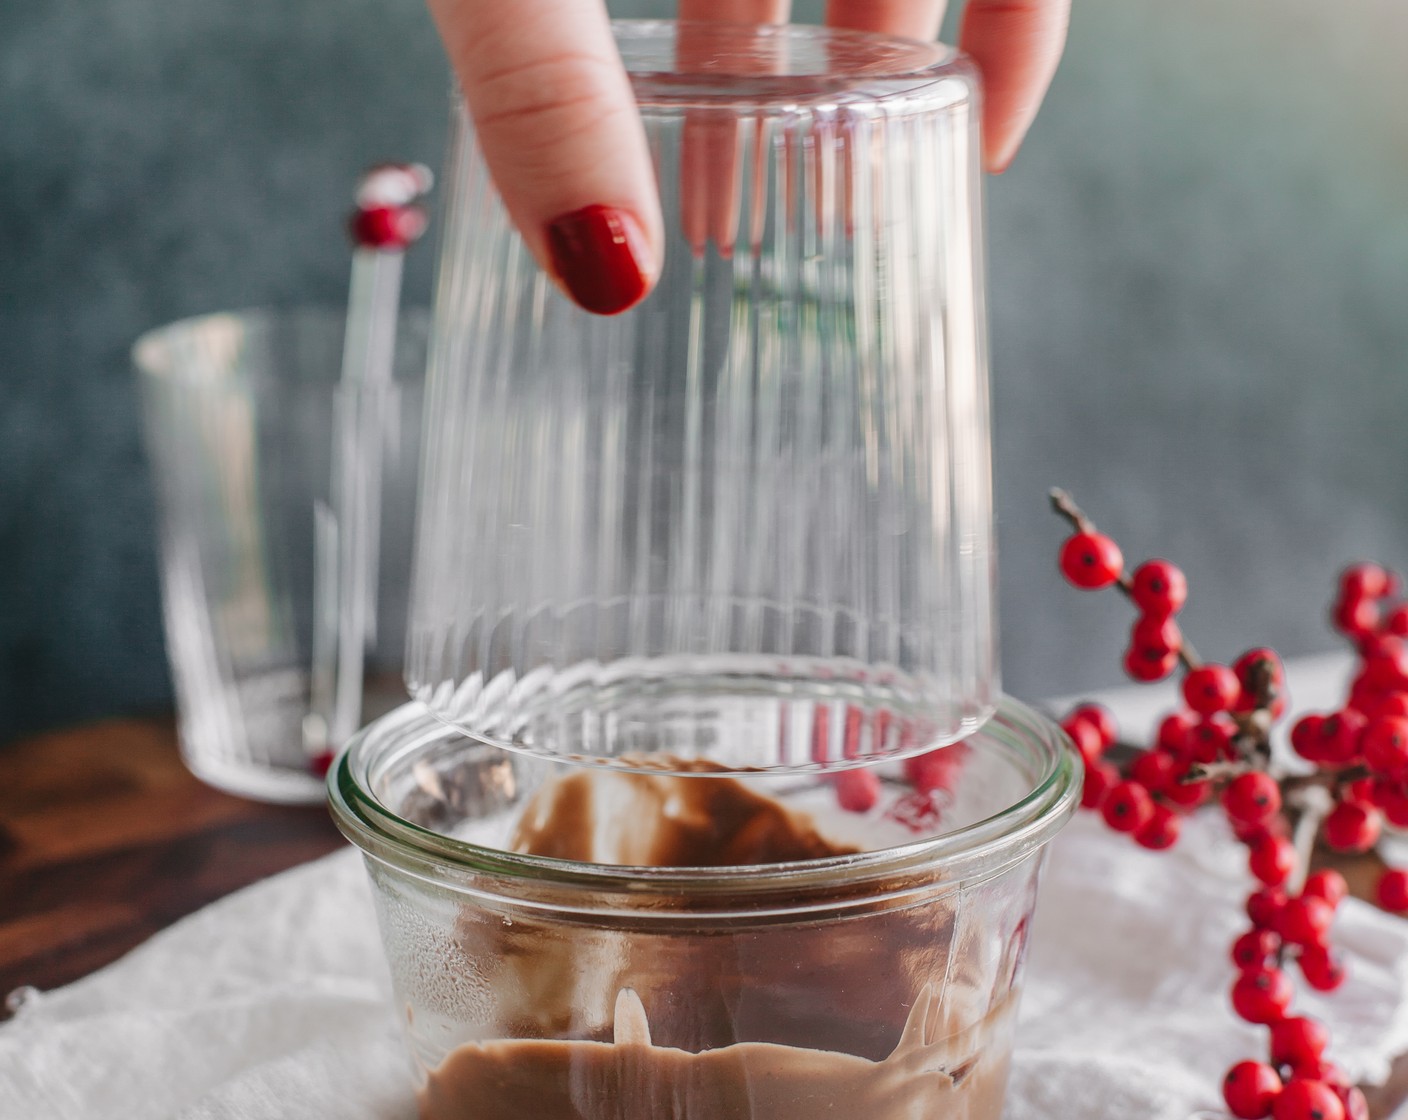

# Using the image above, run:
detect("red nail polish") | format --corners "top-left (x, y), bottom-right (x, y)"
top-left (546, 205), bottom-right (650, 316)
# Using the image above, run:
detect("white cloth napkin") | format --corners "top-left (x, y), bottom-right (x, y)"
top-left (6, 656), bottom-right (1408, 1119)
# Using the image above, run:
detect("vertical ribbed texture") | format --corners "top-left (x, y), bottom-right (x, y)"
top-left (410, 64), bottom-right (996, 771)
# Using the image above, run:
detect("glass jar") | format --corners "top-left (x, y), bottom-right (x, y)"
top-left (329, 697), bottom-right (1077, 1119)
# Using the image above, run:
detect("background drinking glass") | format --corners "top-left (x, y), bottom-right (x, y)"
top-left (408, 22), bottom-right (997, 772)
top-left (134, 308), bottom-right (424, 803)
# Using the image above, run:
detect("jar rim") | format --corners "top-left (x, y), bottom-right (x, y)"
top-left (328, 697), bottom-right (1079, 906)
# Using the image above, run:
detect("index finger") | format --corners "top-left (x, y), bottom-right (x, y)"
top-left (427, 0), bottom-right (663, 314)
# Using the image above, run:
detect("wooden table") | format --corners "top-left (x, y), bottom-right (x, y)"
top-left (0, 717), bottom-right (344, 1002)
top-left (1, 716), bottom-right (1405, 1116)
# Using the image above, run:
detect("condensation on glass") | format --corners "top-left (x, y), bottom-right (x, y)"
top-left (408, 22), bottom-right (996, 771)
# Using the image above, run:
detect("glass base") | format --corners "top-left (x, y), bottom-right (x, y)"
top-left (180, 747), bottom-right (327, 805)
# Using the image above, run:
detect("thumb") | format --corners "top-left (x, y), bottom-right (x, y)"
top-left (427, 0), bottom-right (663, 315)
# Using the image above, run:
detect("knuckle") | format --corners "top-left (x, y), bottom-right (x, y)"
top-left (469, 52), bottom-right (626, 143)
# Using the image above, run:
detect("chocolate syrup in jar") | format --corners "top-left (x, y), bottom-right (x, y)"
top-left (415, 764), bottom-right (1020, 1120)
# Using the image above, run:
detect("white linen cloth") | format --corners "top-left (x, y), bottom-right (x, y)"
top-left (5, 654), bottom-right (1408, 1119)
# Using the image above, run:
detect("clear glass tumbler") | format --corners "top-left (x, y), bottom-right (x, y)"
top-left (135, 308), bottom-right (424, 802)
top-left (329, 697), bottom-right (1077, 1119)
top-left (408, 21), bottom-right (995, 772)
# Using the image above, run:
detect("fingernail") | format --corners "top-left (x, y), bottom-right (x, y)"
top-left (546, 205), bottom-right (651, 316)
top-left (986, 137), bottom-right (1022, 176)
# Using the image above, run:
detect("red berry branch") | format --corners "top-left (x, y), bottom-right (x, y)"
top-left (1051, 488), bottom-right (1408, 1120)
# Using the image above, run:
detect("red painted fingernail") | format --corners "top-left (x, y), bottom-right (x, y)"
top-left (546, 205), bottom-right (651, 315)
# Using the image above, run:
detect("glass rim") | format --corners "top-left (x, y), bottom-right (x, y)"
top-left (133, 306), bottom-right (332, 380)
top-left (610, 19), bottom-right (975, 107)
top-left (132, 305), bottom-right (430, 385)
top-left (327, 696), bottom-right (1079, 906)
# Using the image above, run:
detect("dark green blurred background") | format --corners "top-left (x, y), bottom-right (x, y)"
top-left (2, 0), bottom-right (1405, 742)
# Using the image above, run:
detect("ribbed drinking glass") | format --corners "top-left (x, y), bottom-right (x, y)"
top-left (408, 21), bottom-right (995, 771)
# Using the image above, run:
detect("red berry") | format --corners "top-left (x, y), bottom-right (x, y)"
top-left (1375, 779), bottom-right (1408, 827)
top-left (1059, 531), bottom-right (1124, 590)
top-left (1341, 562), bottom-right (1392, 602)
top-left (1292, 715), bottom-right (1329, 763)
top-left (1233, 647), bottom-right (1289, 716)
top-left (1363, 716), bottom-right (1408, 776)
top-left (1302, 869), bottom-right (1349, 909)
top-left (1377, 868), bottom-right (1408, 912)
top-left (1334, 597), bottom-right (1381, 640)
top-left (1224, 1060), bottom-right (1284, 1119)
top-left (834, 768), bottom-right (881, 813)
top-left (1157, 711), bottom-right (1198, 758)
top-left (1372, 691), bottom-right (1408, 720)
top-left (1081, 759), bottom-right (1119, 810)
top-left (1364, 646), bottom-right (1408, 692)
top-left (1130, 558), bottom-right (1188, 616)
top-left (1234, 645), bottom-right (1286, 683)
top-left (1062, 716), bottom-right (1104, 766)
top-left (1278, 896), bottom-right (1335, 947)
top-left (901, 742), bottom-right (969, 793)
top-left (1131, 750), bottom-right (1178, 795)
top-left (1123, 644), bottom-right (1178, 682)
top-left (1232, 966), bottom-right (1293, 1024)
top-left (1101, 780), bottom-right (1155, 833)
top-left (1188, 715), bottom-right (1237, 763)
top-left (1223, 772), bottom-right (1284, 824)
top-left (1387, 605), bottom-right (1408, 637)
top-left (1232, 928), bottom-right (1282, 971)
top-left (1324, 710), bottom-right (1370, 765)
top-left (1323, 801), bottom-right (1382, 853)
top-left (1234, 819), bottom-right (1276, 849)
top-left (1298, 945), bottom-right (1347, 992)
top-left (1250, 834), bottom-right (1298, 888)
top-left (1066, 703), bottom-right (1119, 749)
top-left (1335, 1086), bottom-right (1370, 1120)
top-left (1248, 887), bottom-right (1289, 930)
top-left (1272, 1079), bottom-right (1345, 1120)
top-left (1269, 1017), bottom-right (1330, 1067)
top-left (1131, 614), bottom-right (1182, 655)
top-left (1183, 663), bottom-right (1242, 715)
top-left (1163, 768), bottom-right (1211, 809)
top-left (1344, 776), bottom-right (1377, 806)
top-left (1291, 1060), bottom-right (1348, 1090)
top-left (1358, 632), bottom-right (1404, 661)
top-left (1347, 681), bottom-right (1385, 720)
top-left (1135, 803), bottom-right (1181, 850)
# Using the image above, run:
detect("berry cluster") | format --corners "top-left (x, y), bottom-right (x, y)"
top-left (1049, 488), bottom-right (1408, 1120)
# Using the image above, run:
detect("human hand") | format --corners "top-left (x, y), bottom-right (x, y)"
top-left (426, 0), bottom-right (1070, 315)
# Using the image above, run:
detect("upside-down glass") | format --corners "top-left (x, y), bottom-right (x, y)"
top-left (329, 696), bottom-right (1078, 1119)
top-left (135, 309), bottom-right (424, 802)
top-left (408, 21), bottom-right (995, 772)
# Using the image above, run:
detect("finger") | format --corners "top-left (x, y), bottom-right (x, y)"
top-left (675, 3), bottom-right (792, 257)
top-left (678, 0), bottom-right (789, 19)
top-left (959, 0), bottom-right (1070, 172)
top-left (426, 0), bottom-right (661, 315)
top-left (824, 0), bottom-right (947, 43)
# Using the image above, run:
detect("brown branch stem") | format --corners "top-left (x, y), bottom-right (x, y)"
top-left (1049, 488), bottom-right (1205, 671)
